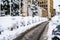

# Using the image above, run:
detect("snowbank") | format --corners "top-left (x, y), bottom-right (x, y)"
top-left (47, 15), bottom-right (60, 40)
top-left (0, 16), bottom-right (48, 40)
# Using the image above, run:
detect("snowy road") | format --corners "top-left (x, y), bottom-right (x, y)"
top-left (14, 21), bottom-right (49, 40)
top-left (0, 16), bottom-right (48, 40)
top-left (39, 22), bottom-right (49, 40)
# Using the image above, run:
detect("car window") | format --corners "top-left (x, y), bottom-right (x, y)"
top-left (56, 25), bottom-right (60, 29)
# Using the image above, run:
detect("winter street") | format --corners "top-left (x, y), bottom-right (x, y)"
top-left (0, 0), bottom-right (60, 40)
top-left (14, 21), bottom-right (49, 40)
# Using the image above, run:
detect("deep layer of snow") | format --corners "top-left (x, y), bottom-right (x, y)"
top-left (0, 16), bottom-right (48, 40)
top-left (47, 15), bottom-right (60, 40)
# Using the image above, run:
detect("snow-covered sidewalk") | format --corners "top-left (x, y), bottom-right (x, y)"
top-left (0, 16), bottom-right (48, 40)
top-left (47, 15), bottom-right (60, 40)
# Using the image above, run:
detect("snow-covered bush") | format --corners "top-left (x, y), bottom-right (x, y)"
top-left (0, 16), bottom-right (48, 40)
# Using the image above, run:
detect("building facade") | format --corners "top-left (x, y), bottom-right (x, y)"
top-left (37, 0), bottom-right (54, 18)
top-left (22, 0), bottom-right (40, 17)
top-left (22, 0), bottom-right (47, 17)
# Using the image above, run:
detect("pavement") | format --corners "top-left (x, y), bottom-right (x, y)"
top-left (39, 23), bottom-right (49, 40)
top-left (14, 21), bottom-right (49, 40)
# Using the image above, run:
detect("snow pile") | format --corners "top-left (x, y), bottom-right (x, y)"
top-left (47, 15), bottom-right (60, 40)
top-left (0, 16), bottom-right (48, 40)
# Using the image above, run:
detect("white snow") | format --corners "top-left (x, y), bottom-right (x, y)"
top-left (0, 16), bottom-right (48, 40)
top-left (47, 15), bottom-right (60, 40)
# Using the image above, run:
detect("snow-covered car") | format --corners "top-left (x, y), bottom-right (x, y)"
top-left (52, 25), bottom-right (60, 40)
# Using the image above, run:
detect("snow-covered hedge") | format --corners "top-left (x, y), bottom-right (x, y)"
top-left (0, 16), bottom-right (48, 40)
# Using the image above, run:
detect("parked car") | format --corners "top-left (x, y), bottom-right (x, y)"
top-left (52, 25), bottom-right (60, 40)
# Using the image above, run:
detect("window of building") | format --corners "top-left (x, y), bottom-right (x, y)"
top-left (38, 2), bottom-right (39, 4)
top-left (40, 2), bottom-right (41, 4)
top-left (45, 8), bottom-right (47, 10)
top-left (46, 5), bottom-right (47, 7)
top-left (42, 2), bottom-right (43, 4)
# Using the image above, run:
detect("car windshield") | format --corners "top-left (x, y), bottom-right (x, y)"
top-left (56, 25), bottom-right (60, 29)
top-left (56, 25), bottom-right (60, 32)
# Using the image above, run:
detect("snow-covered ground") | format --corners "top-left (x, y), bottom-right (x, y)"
top-left (0, 16), bottom-right (48, 40)
top-left (47, 15), bottom-right (60, 40)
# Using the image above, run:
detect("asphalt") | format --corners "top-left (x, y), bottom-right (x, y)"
top-left (39, 23), bottom-right (49, 40)
top-left (14, 21), bottom-right (49, 40)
